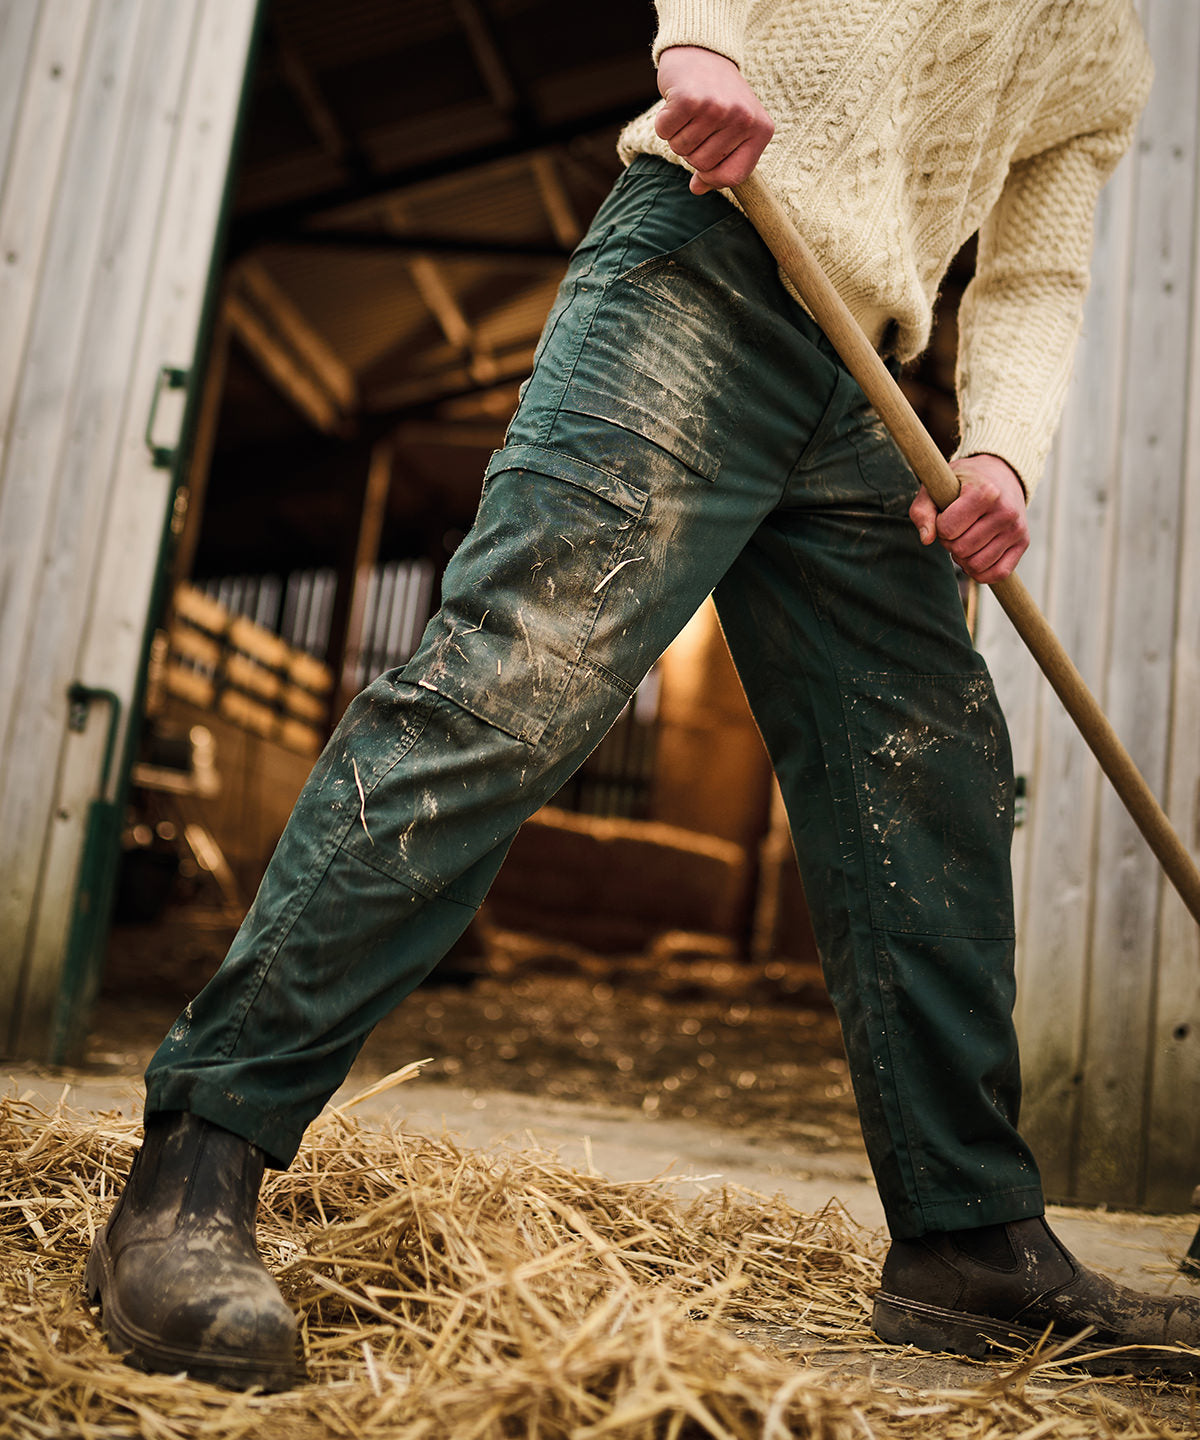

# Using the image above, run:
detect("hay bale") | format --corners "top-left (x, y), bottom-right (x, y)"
top-left (487, 807), bottom-right (750, 952)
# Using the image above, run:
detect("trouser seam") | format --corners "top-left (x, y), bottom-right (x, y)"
top-left (881, 929), bottom-right (1016, 940)
top-left (536, 292), bottom-right (603, 445)
top-left (792, 359), bottom-right (854, 472)
top-left (728, 544), bottom-right (931, 1226)
top-left (213, 826), bottom-right (353, 1062)
top-left (912, 1187), bottom-right (1045, 1235)
top-left (865, 936), bottom-right (931, 1231)
top-left (578, 654), bottom-right (637, 696)
top-left (781, 546), bottom-right (930, 1228)
top-left (214, 702), bottom-right (437, 1060)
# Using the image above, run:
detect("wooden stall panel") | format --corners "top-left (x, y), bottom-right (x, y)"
top-left (976, 442), bottom-right (1052, 1032)
top-left (1073, 0), bottom-right (1200, 1208)
top-left (975, 0), bottom-right (1200, 1208)
top-left (0, 0), bottom-right (137, 768)
top-left (0, 3), bottom-right (40, 164)
top-left (1145, 13), bottom-right (1200, 1213)
top-left (0, 3), bottom-right (90, 482)
top-left (1002, 146), bottom-right (1139, 1199)
top-left (2, 0), bottom-right (169, 1049)
top-left (0, 1), bottom-right (259, 1060)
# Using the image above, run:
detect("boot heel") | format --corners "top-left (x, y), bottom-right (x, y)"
top-left (872, 1295), bottom-right (992, 1359)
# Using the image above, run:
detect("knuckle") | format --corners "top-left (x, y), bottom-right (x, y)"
top-left (669, 87), bottom-right (701, 119)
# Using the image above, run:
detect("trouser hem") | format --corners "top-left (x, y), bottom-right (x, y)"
top-left (144, 1082), bottom-right (301, 1171)
top-left (888, 1187), bottom-right (1046, 1241)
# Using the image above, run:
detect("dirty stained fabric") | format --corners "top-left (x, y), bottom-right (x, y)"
top-left (145, 158), bottom-right (1042, 1240)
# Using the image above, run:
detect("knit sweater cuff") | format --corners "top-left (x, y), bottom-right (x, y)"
top-left (953, 422), bottom-right (1047, 504)
top-left (652, 1), bottom-right (750, 67)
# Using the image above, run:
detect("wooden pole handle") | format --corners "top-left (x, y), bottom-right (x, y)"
top-left (733, 171), bottom-right (1200, 926)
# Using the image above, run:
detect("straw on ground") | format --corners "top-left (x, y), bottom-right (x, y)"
top-left (0, 1093), bottom-right (1191, 1439)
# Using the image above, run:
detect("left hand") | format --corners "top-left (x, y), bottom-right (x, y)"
top-left (909, 453), bottom-right (1029, 583)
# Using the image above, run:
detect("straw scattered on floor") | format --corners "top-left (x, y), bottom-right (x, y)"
top-left (0, 1085), bottom-right (1194, 1439)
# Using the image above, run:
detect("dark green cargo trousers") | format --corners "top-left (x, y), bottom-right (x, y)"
top-left (146, 157), bottom-right (1044, 1239)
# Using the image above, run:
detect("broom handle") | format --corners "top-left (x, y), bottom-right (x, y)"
top-left (732, 171), bottom-right (1200, 926)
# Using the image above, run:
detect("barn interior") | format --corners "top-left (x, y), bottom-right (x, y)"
top-left (99, 0), bottom-right (971, 1085)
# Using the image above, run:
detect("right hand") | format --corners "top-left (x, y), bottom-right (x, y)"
top-left (654, 46), bottom-right (774, 194)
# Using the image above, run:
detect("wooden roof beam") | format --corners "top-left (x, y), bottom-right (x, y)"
top-left (407, 255), bottom-right (498, 386)
top-left (235, 258), bottom-right (359, 412)
top-left (530, 150), bottom-right (582, 249)
top-left (366, 339), bottom-right (536, 413)
top-left (392, 418), bottom-right (509, 449)
top-left (227, 99), bottom-right (654, 253)
top-left (271, 19), bottom-right (373, 184)
top-left (266, 231), bottom-right (568, 261)
top-left (226, 258), bottom-right (359, 434)
top-left (331, 437), bottom-right (394, 718)
top-left (451, 0), bottom-right (523, 118)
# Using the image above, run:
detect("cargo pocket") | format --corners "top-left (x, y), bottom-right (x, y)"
top-left (402, 444), bottom-right (649, 747)
top-left (549, 213), bottom-right (754, 484)
top-left (845, 667), bottom-right (1016, 939)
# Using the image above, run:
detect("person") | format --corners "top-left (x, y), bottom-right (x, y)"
top-left (85, 0), bottom-right (1200, 1393)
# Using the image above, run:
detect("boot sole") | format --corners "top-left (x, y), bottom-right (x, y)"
top-left (84, 1239), bottom-right (304, 1392)
top-left (873, 1292), bottom-right (1198, 1378)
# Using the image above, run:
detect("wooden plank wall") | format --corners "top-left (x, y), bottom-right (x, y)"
top-left (975, 0), bottom-right (1200, 1209)
top-left (0, 1), bottom-right (258, 1059)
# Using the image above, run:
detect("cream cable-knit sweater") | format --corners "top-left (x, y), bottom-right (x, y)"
top-left (618, 0), bottom-right (1151, 495)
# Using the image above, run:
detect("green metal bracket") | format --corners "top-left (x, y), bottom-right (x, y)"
top-left (53, 684), bottom-right (125, 1065)
top-left (144, 364), bottom-right (190, 469)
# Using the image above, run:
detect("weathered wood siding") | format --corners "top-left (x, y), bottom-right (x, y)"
top-left (0, 1), bottom-right (258, 1059)
top-left (975, 0), bottom-right (1200, 1209)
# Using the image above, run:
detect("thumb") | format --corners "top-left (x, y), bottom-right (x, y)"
top-left (909, 486), bottom-right (937, 544)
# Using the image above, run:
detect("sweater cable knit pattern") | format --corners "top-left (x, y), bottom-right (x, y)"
top-left (618, 0), bottom-right (1151, 495)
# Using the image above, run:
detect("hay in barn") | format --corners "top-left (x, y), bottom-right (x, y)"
top-left (0, 1083), bottom-right (1193, 1439)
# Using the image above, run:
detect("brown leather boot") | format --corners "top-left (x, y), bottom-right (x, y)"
top-left (85, 1111), bottom-right (303, 1391)
top-left (873, 1216), bottom-right (1200, 1376)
